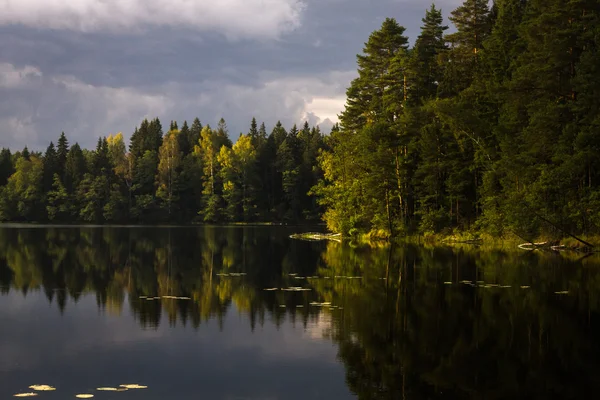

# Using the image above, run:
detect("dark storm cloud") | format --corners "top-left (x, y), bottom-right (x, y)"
top-left (0, 0), bottom-right (464, 150)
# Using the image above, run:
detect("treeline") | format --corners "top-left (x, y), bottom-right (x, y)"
top-left (0, 117), bottom-right (326, 223)
top-left (314, 0), bottom-right (600, 239)
top-left (2, 0), bottom-right (600, 238)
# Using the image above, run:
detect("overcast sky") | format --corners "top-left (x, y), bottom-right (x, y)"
top-left (0, 0), bottom-right (464, 151)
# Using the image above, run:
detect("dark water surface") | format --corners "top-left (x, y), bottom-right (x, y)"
top-left (1, 226), bottom-right (600, 399)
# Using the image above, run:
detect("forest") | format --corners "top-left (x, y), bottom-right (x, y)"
top-left (1, 0), bottom-right (599, 240)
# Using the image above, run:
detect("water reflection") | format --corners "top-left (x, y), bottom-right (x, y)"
top-left (1, 226), bottom-right (600, 399)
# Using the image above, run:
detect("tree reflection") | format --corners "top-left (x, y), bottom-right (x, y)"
top-left (1, 227), bottom-right (600, 398)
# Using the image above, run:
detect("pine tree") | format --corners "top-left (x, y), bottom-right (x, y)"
top-left (249, 117), bottom-right (259, 145)
top-left (42, 142), bottom-right (58, 192)
top-left (64, 143), bottom-right (86, 193)
top-left (0, 148), bottom-right (14, 186)
top-left (216, 118), bottom-right (232, 148)
top-left (56, 132), bottom-right (69, 180)
top-left (189, 118), bottom-right (203, 154)
top-left (92, 137), bottom-right (111, 176)
top-left (340, 18), bottom-right (410, 131)
top-left (447, 0), bottom-right (491, 55)
top-left (21, 147), bottom-right (30, 161)
top-left (410, 4), bottom-right (448, 102)
top-left (440, 0), bottom-right (491, 96)
top-left (178, 120), bottom-right (191, 156)
top-left (47, 174), bottom-right (70, 221)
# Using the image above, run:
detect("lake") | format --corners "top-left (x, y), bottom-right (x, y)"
top-left (1, 226), bottom-right (599, 399)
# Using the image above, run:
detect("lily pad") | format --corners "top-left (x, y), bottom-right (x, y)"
top-left (29, 385), bottom-right (55, 391)
top-left (13, 394), bottom-right (38, 397)
top-left (119, 384), bottom-right (148, 389)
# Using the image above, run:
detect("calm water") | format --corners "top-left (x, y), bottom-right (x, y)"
top-left (1, 226), bottom-right (600, 399)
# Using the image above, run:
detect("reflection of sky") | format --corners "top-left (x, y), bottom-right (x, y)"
top-left (0, 291), bottom-right (354, 400)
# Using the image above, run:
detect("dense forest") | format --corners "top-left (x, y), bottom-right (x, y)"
top-left (0, 118), bottom-right (327, 224)
top-left (1, 0), bottom-right (600, 240)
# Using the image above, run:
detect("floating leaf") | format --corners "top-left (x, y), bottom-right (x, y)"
top-left (14, 394), bottom-right (37, 397)
top-left (263, 288), bottom-right (278, 291)
top-left (520, 286), bottom-right (531, 289)
top-left (444, 282), bottom-right (452, 285)
top-left (96, 388), bottom-right (118, 391)
top-left (555, 291), bottom-right (569, 295)
top-left (75, 395), bottom-right (94, 398)
top-left (119, 384), bottom-right (147, 389)
top-left (29, 385), bottom-right (55, 391)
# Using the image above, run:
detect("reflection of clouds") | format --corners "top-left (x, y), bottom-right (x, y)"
top-left (303, 312), bottom-right (333, 340)
top-left (0, 342), bottom-right (41, 372)
top-left (0, 293), bottom-right (340, 375)
top-left (162, 306), bottom-right (337, 364)
top-left (0, 292), bottom-right (165, 373)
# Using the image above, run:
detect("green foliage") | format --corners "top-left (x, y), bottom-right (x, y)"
top-left (47, 174), bottom-right (71, 221)
top-left (56, 132), bottom-right (69, 179)
top-left (0, 148), bottom-right (14, 186)
top-left (156, 130), bottom-right (182, 219)
top-left (0, 156), bottom-right (45, 221)
top-left (64, 143), bottom-right (86, 193)
top-left (2, 1), bottom-right (599, 237)
top-left (311, 0), bottom-right (600, 241)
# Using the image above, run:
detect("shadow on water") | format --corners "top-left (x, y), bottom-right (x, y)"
top-left (1, 226), bottom-right (600, 399)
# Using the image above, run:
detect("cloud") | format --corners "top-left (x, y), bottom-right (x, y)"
top-left (0, 62), bottom-right (352, 150)
top-left (0, 62), bottom-right (42, 88)
top-left (0, 63), bottom-right (173, 150)
top-left (52, 74), bottom-right (174, 133)
top-left (0, 0), bottom-right (305, 39)
top-left (195, 70), bottom-right (354, 134)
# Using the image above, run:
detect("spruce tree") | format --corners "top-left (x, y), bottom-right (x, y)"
top-left (42, 142), bottom-right (58, 192)
top-left (57, 132), bottom-right (69, 180)
top-left (0, 148), bottom-right (14, 186)
top-left (410, 4), bottom-right (448, 102)
top-left (189, 118), bottom-right (203, 152)
top-left (64, 143), bottom-right (86, 193)
top-left (178, 120), bottom-right (191, 156)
